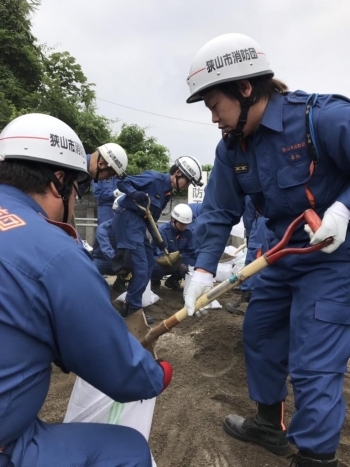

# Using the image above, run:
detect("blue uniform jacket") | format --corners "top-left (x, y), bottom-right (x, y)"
top-left (243, 196), bottom-right (259, 239)
top-left (93, 178), bottom-right (118, 206)
top-left (195, 91), bottom-right (350, 274)
top-left (152, 222), bottom-right (197, 266)
top-left (0, 185), bottom-right (164, 447)
top-left (117, 171), bottom-right (172, 223)
top-left (188, 202), bottom-right (202, 221)
top-left (92, 218), bottom-right (115, 260)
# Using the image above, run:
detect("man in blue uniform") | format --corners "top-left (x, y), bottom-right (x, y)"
top-left (93, 177), bottom-right (118, 225)
top-left (151, 204), bottom-right (197, 291)
top-left (0, 113), bottom-right (172, 467)
top-left (92, 196), bottom-right (131, 292)
top-left (113, 157), bottom-right (203, 323)
top-left (184, 33), bottom-right (350, 466)
top-left (87, 142), bottom-right (128, 182)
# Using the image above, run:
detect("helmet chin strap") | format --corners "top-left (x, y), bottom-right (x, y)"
top-left (94, 153), bottom-right (104, 182)
top-left (226, 97), bottom-right (255, 149)
top-left (175, 174), bottom-right (189, 191)
top-left (172, 219), bottom-right (181, 232)
top-left (38, 164), bottom-right (74, 223)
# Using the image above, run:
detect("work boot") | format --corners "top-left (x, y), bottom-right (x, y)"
top-left (151, 279), bottom-right (161, 291)
top-left (225, 291), bottom-right (252, 314)
top-left (223, 402), bottom-right (289, 456)
top-left (288, 451), bottom-right (337, 466)
top-left (164, 274), bottom-right (183, 291)
top-left (144, 312), bottom-right (154, 325)
top-left (112, 276), bottom-right (127, 292)
top-left (225, 302), bottom-right (245, 315)
top-left (113, 301), bottom-right (155, 325)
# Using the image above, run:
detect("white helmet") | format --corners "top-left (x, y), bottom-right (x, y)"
top-left (97, 143), bottom-right (128, 177)
top-left (186, 33), bottom-right (274, 103)
top-left (175, 156), bottom-right (203, 186)
top-left (112, 194), bottom-right (124, 210)
top-left (0, 113), bottom-right (90, 181)
top-left (171, 204), bottom-right (193, 224)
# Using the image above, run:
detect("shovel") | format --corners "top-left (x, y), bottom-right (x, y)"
top-left (134, 195), bottom-right (182, 267)
top-left (139, 209), bottom-right (333, 350)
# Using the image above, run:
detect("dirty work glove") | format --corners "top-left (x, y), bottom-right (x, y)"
top-left (156, 359), bottom-right (173, 392)
top-left (130, 191), bottom-right (147, 203)
top-left (157, 240), bottom-right (167, 251)
top-left (185, 270), bottom-right (213, 317)
top-left (178, 263), bottom-right (190, 277)
top-left (304, 201), bottom-right (350, 253)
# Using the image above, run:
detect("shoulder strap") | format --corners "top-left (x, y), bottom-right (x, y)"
top-left (305, 93), bottom-right (319, 164)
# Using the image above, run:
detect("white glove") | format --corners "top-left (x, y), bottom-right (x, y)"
top-left (304, 201), bottom-right (350, 253)
top-left (113, 189), bottom-right (122, 198)
top-left (184, 271), bottom-right (213, 317)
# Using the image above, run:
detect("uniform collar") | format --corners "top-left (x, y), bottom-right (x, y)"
top-left (0, 184), bottom-right (48, 216)
top-left (258, 92), bottom-right (284, 132)
top-left (0, 184), bottom-right (78, 240)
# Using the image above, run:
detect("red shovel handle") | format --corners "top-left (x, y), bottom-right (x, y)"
top-left (265, 209), bottom-right (333, 264)
top-left (304, 209), bottom-right (322, 233)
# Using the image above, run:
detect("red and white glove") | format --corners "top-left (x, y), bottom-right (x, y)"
top-left (157, 359), bottom-right (173, 392)
top-left (184, 270), bottom-right (213, 317)
top-left (304, 201), bottom-right (350, 253)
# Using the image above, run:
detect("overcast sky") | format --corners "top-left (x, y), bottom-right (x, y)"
top-left (32, 0), bottom-right (350, 165)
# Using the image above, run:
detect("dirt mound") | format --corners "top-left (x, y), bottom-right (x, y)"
top-left (40, 283), bottom-right (350, 467)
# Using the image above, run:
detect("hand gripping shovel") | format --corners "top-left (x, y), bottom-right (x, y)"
top-left (139, 209), bottom-right (333, 350)
top-left (134, 195), bottom-right (182, 267)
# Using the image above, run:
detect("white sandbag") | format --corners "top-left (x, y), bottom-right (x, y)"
top-left (200, 299), bottom-right (222, 311)
top-left (234, 247), bottom-right (247, 263)
top-left (116, 281), bottom-right (160, 307)
top-left (215, 262), bottom-right (233, 282)
top-left (230, 218), bottom-right (245, 238)
top-left (224, 245), bottom-right (238, 256)
top-left (64, 377), bottom-right (157, 466)
top-left (183, 266), bottom-right (194, 298)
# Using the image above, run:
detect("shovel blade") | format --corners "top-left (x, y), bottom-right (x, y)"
top-left (156, 251), bottom-right (182, 267)
top-left (124, 310), bottom-right (157, 358)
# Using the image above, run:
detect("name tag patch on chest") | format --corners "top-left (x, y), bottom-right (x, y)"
top-left (234, 164), bottom-right (248, 174)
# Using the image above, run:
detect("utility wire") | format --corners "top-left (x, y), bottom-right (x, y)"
top-left (96, 97), bottom-right (214, 126)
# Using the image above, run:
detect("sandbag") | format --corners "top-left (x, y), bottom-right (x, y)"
top-left (64, 377), bottom-right (157, 466)
top-left (116, 281), bottom-right (160, 307)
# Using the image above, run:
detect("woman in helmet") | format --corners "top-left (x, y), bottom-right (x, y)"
top-left (184, 33), bottom-right (350, 467)
top-left (0, 113), bottom-right (172, 467)
top-left (112, 157), bottom-right (202, 324)
top-left (151, 203), bottom-right (197, 292)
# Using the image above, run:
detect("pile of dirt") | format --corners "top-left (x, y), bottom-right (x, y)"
top-left (40, 283), bottom-right (350, 467)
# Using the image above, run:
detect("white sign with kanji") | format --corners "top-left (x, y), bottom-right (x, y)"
top-left (187, 171), bottom-right (208, 203)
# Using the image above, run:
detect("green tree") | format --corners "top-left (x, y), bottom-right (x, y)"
top-left (0, 0), bottom-right (43, 128)
top-left (30, 48), bottom-right (118, 153)
top-left (116, 124), bottom-right (171, 175)
top-left (0, 1), bottom-right (173, 167)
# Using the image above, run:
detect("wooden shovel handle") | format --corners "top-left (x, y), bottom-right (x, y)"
top-left (140, 209), bottom-right (331, 348)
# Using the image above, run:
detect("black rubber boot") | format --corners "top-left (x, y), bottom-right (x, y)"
top-left (112, 302), bottom-right (154, 325)
top-left (151, 279), bottom-right (161, 291)
top-left (288, 451), bottom-right (337, 466)
top-left (164, 274), bottom-right (183, 291)
top-left (112, 276), bottom-right (127, 292)
top-left (225, 291), bottom-right (252, 314)
top-left (225, 302), bottom-right (245, 315)
top-left (223, 402), bottom-right (289, 456)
